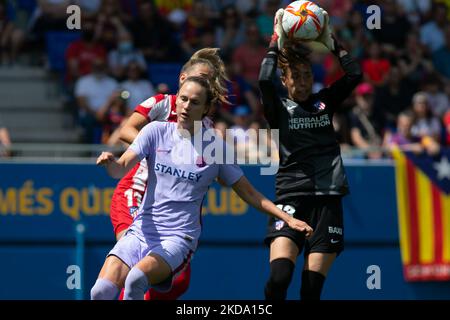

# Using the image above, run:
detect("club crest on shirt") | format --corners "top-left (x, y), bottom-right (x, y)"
top-left (196, 156), bottom-right (206, 168)
top-left (129, 206), bottom-right (139, 218)
top-left (313, 100), bottom-right (326, 111)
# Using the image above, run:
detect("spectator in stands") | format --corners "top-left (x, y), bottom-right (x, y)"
top-left (120, 61), bottom-right (156, 112)
top-left (198, 28), bottom-right (216, 50)
top-left (0, 117), bottom-right (11, 157)
top-left (396, 0), bottom-right (431, 27)
top-left (420, 2), bottom-right (448, 53)
top-left (370, 0), bottom-right (411, 54)
top-left (94, 0), bottom-right (131, 50)
top-left (256, 0), bottom-right (280, 43)
top-left (350, 83), bottom-right (385, 159)
top-left (181, 1), bottom-right (214, 57)
top-left (65, 18), bottom-right (107, 86)
top-left (74, 58), bottom-right (119, 143)
top-left (214, 120), bottom-right (228, 139)
top-left (167, 8), bottom-right (187, 43)
top-left (410, 92), bottom-right (442, 143)
top-left (29, 0), bottom-right (70, 42)
top-left (397, 32), bottom-right (434, 88)
top-left (156, 83), bottom-right (170, 95)
top-left (383, 111), bottom-right (417, 148)
top-left (217, 59), bottom-right (261, 124)
top-left (432, 25), bottom-right (450, 79)
top-left (0, 2), bottom-right (25, 65)
top-left (248, 120), bottom-right (278, 164)
top-left (74, 0), bottom-right (102, 19)
top-left (154, 0), bottom-right (193, 17)
top-left (233, 0), bottom-right (260, 18)
top-left (361, 41), bottom-right (391, 87)
top-left (96, 90), bottom-right (131, 145)
top-left (421, 74), bottom-right (449, 118)
top-left (322, 51), bottom-right (344, 87)
top-left (310, 48), bottom-right (327, 91)
top-left (129, 1), bottom-right (179, 62)
top-left (215, 5), bottom-right (245, 58)
top-left (108, 31), bottom-right (147, 80)
top-left (232, 23), bottom-right (267, 89)
top-left (373, 66), bottom-right (415, 129)
top-left (333, 112), bottom-right (352, 153)
top-left (383, 110), bottom-right (439, 156)
top-left (315, 0), bottom-right (352, 23)
top-left (338, 10), bottom-right (372, 59)
top-left (443, 110), bottom-right (450, 146)
top-left (229, 105), bottom-right (252, 134)
top-left (227, 105), bottom-right (254, 163)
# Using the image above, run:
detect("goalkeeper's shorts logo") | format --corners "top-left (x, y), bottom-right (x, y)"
top-left (275, 220), bottom-right (285, 231)
top-left (274, 204), bottom-right (296, 230)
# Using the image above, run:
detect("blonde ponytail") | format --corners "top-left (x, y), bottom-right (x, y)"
top-left (181, 48), bottom-right (230, 105)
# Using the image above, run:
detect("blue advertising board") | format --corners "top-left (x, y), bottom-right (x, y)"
top-left (1, 161), bottom-right (449, 299)
top-left (0, 162), bottom-right (398, 243)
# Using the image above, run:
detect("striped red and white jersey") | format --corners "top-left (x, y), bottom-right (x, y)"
top-left (117, 94), bottom-right (176, 195)
top-left (135, 94), bottom-right (178, 123)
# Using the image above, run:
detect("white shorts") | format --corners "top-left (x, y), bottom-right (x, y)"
top-left (108, 229), bottom-right (193, 292)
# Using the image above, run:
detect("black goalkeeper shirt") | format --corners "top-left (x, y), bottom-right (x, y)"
top-left (258, 49), bottom-right (362, 199)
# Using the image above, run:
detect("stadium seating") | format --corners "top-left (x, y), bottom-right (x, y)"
top-left (147, 63), bottom-right (183, 93)
top-left (17, 0), bottom-right (37, 14)
top-left (45, 31), bottom-right (81, 73)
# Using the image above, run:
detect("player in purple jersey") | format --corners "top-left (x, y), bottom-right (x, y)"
top-left (92, 76), bottom-right (313, 300)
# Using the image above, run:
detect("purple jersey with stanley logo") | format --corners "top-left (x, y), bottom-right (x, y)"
top-left (129, 121), bottom-right (243, 251)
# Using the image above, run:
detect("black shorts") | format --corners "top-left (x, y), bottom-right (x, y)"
top-left (265, 195), bottom-right (344, 256)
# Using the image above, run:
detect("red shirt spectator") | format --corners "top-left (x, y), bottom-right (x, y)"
top-left (362, 59), bottom-right (391, 86)
top-left (232, 24), bottom-right (267, 88)
top-left (66, 40), bottom-right (107, 81)
top-left (362, 41), bottom-right (391, 86)
top-left (65, 19), bottom-right (107, 83)
top-left (323, 53), bottom-right (345, 87)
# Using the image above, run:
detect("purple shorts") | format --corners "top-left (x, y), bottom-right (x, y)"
top-left (108, 229), bottom-right (193, 291)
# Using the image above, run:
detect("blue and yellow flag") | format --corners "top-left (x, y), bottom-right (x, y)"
top-left (392, 148), bottom-right (450, 281)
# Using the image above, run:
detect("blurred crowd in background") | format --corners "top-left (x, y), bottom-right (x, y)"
top-left (0, 0), bottom-right (450, 160)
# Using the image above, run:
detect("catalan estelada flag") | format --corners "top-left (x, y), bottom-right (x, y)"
top-left (392, 148), bottom-right (450, 281)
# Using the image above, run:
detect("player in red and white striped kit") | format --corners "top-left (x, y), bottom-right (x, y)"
top-left (109, 48), bottom-right (228, 300)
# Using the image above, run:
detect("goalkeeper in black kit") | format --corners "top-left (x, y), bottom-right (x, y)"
top-left (259, 8), bottom-right (362, 300)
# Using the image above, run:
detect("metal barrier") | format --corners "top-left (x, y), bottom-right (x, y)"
top-left (0, 143), bottom-right (393, 161)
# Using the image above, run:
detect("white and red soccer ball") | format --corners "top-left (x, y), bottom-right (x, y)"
top-left (282, 1), bottom-right (325, 41)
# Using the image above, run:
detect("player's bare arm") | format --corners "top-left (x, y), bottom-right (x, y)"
top-left (232, 176), bottom-right (313, 237)
top-left (119, 112), bottom-right (149, 144)
top-left (96, 150), bottom-right (140, 179)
